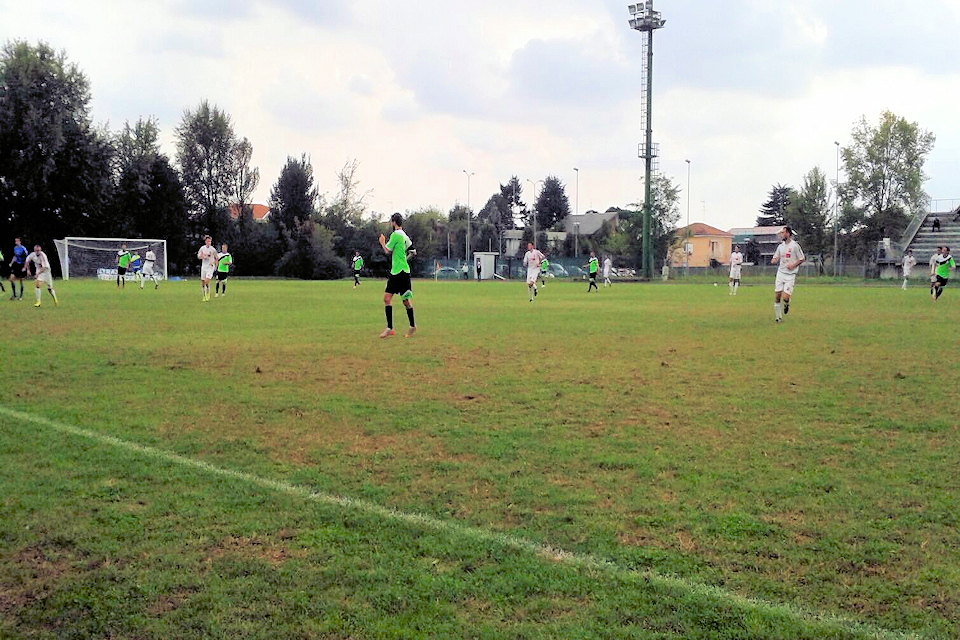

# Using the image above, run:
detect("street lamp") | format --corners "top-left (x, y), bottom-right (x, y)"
top-left (575, 222), bottom-right (581, 257)
top-left (685, 159), bottom-right (691, 275)
top-left (573, 167), bottom-right (579, 217)
top-left (834, 141), bottom-right (840, 277)
top-left (526, 179), bottom-right (543, 248)
top-left (463, 169), bottom-right (474, 262)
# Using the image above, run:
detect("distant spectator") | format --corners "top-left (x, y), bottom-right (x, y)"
top-left (933, 217), bottom-right (941, 232)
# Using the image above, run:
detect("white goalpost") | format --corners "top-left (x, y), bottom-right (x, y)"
top-left (53, 237), bottom-right (168, 281)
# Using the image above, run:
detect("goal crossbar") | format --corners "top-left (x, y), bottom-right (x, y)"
top-left (55, 237), bottom-right (168, 281)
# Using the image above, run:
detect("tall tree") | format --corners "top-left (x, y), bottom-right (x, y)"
top-left (499, 176), bottom-right (523, 229)
top-left (784, 167), bottom-right (830, 257)
top-left (270, 154), bottom-right (322, 277)
top-left (624, 175), bottom-right (681, 267)
top-left (756, 184), bottom-right (795, 227)
top-left (532, 175), bottom-right (570, 231)
top-left (175, 100), bottom-right (236, 239)
top-left (0, 40), bottom-right (114, 246)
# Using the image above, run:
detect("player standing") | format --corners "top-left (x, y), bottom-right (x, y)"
top-left (585, 251), bottom-right (599, 292)
top-left (729, 245), bottom-right (744, 295)
top-left (352, 251), bottom-right (363, 288)
top-left (928, 247), bottom-right (942, 296)
top-left (523, 242), bottom-right (545, 302)
top-left (215, 243), bottom-right (232, 297)
top-left (932, 247), bottom-right (955, 301)
top-left (116, 244), bottom-right (132, 289)
top-left (0, 248), bottom-right (7, 295)
top-left (24, 244), bottom-right (59, 307)
top-left (9, 238), bottom-right (28, 300)
top-left (771, 226), bottom-right (804, 322)
top-left (901, 249), bottom-right (916, 290)
top-left (197, 236), bottom-right (218, 302)
top-left (602, 255), bottom-right (613, 287)
top-left (140, 248), bottom-right (160, 289)
top-left (378, 213), bottom-right (417, 338)
top-left (538, 255), bottom-right (549, 287)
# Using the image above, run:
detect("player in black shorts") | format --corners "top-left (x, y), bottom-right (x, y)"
top-left (9, 238), bottom-right (28, 300)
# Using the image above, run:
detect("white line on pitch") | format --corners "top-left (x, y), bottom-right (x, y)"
top-left (0, 406), bottom-right (918, 640)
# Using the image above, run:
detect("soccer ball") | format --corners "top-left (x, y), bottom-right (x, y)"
top-left (713, 283), bottom-right (718, 287)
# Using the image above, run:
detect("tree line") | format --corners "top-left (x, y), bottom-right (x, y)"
top-left (0, 41), bottom-right (685, 278)
top-left (752, 111), bottom-right (935, 262)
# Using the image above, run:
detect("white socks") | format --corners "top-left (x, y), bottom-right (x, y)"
top-left (902, 279), bottom-right (908, 290)
top-left (774, 303), bottom-right (782, 321)
top-left (35, 288), bottom-right (41, 303)
top-left (734, 282), bottom-right (739, 295)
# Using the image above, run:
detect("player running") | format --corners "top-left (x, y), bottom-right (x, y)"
top-left (9, 237), bottom-right (28, 300)
top-left (523, 242), bottom-right (545, 302)
top-left (129, 251), bottom-right (143, 287)
top-left (771, 226), bottom-right (805, 322)
top-left (585, 251), bottom-right (599, 292)
top-left (352, 251), bottom-right (363, 288)
top-left (197, 236), bottom-right (218, 302)
top-left (378, 213), bottom-right (417, 338)
top-left (729, 245), bottom-right (744, 295)
top-left (932, 246), bottom-right (955, 301)
top-left (901, 249), bottom-right (916, 290)
top-left (24, 244), bottom-right (59, 307)
top-left (215, 244), bottom-right (232, 297)
top-left (140, 248), bottom-right (160, 289)
top-left (116, 244), bottom-right (132, 289)
top-left (538, 255), bottom-right (549, 287)
top-left (603, 255), bottom-right (613, 287)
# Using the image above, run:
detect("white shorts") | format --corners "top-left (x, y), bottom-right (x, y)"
top-left (143, 263), bottom-right (154, 276)
top-left (526, 268), bottom-right (540, 286)
top-left (774, 272), bottom-right (797, 295)
top-left (729, 268), bottom-right (742, 280)
top-left (201, 265), bottom-right (216, 280)
top-left (36, 272), bottom-right (53, 286)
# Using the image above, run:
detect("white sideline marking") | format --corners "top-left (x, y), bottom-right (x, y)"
top-left (0, 406), bottom-right (916, 640)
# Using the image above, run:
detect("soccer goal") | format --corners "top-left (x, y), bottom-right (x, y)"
top-left (53, 237), bottom-right (168, 281)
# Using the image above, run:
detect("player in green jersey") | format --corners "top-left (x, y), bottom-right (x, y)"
top-left (539, 256), bottom-right (549, 287)
top-left (932, 246), bottom-right (955, 301)
top-left (378, 213), bottom-right (417, 338)
top-left (116, 244), bottom-right (132, 289)
top-left (215, 244), bottom-right (233, 297)
top-left (585, 251), bottom-right (599, 292)
top-left (352, 251), bottom-right (364, 288)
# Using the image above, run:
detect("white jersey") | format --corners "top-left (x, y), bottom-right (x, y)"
top-left (25, 251), bottom-right (50, 275)
top-left (523, 249), bottom-right (545, 271)
top-left (929, 253), bottom-right (939, 276)
top-left (902, 254), bottom-right (916, 277)
top-left (603, 258), bottom-right (612, 278)
top-left (144, 250), bottom-right (156, 266)
top-left (729, 251), bottom-right (744, 277)
top-left (197, 245), bottom-right (217, 266)
top-left (773, 240), bottom-right (804, 275)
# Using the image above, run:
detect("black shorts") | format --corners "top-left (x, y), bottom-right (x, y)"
top-left (590, 272), bottom-right (597, 281)
top-left (0, 262), bottom-right (9, 278)
top-left (936, 275), bottom-right (948, 287)
top-left (385, 272), bottom-right (412, 297)
top-left (216, 271), bottom-right (229, 281)
top-left (10, 264), bottom-right (25, 279)
top-left (117, 266), bottom-right (127, 276)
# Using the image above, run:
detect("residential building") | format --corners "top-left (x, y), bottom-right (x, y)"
top-left (671, 223), bottom-right (733, 268)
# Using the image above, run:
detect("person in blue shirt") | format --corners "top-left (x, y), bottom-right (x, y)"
top-left (9, 238), bottom-right (29, 300)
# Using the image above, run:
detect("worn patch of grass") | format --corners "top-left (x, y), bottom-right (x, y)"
top-left (0, 278), bottom-right (956, 638)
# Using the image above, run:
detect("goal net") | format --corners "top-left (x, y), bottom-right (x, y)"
top-left (53, 237), bottom-right (168, 281)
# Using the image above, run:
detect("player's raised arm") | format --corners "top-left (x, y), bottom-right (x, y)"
top-left (379, 233), bottom-right (390, 255)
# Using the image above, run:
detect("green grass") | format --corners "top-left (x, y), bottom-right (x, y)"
top-left (1, 278), bottom-right (957, 639)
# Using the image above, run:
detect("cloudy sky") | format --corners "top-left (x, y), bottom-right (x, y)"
top-left (3, 0), bottom-right (959, 230)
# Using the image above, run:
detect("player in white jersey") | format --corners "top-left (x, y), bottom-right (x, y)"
top-left (24, 245), bottom-right (59, 307)
top-left (901, 249), bottom-right (916, 290)
top-left (728, 246), bottom-right (744, 295)
top-left (140, 249), bottom-right (160, 289)
top-left (928, 246), bottom-right (942, 296)
top-left (522, 242), bottom-right (545, 302)
top-left (771, 226), bottom-right (805, 322)
top-left (603, 256), bottom-right (613, 287)
top-left (197, 235), bottom-right (218, 302)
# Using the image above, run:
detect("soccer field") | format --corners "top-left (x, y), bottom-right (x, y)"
top-left (1, 279), bottom-right (957, 639)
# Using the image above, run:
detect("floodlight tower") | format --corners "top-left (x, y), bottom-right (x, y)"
top-left (628, 1), bottom-right (666, 280)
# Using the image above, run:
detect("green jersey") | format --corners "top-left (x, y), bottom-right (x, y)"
top-left (386, 230), bottom-right (412, 275)
top-left (935, 255), bottom-right (955, 279)
top-left (353, 256), bottom-right (363, 271)
top-left (540, 258), bottom-right (549, 273)
top-left (117, 251), bottom-right (131, 268)
top-left (217, 252), bottom-right (233, 273)
top-left (589, 257), bottom-right (599, 274)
